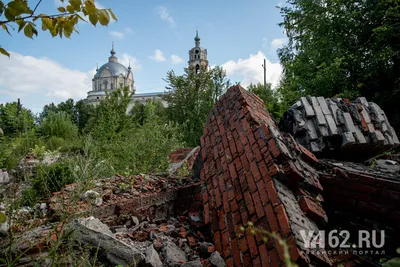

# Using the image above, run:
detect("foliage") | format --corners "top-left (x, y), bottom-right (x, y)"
top-left (130, 99), bottom-right (166, 126)
top-left (0, 101), bottom-right (35, 136)
top-left (92, 100), bottom-right (184, 174)
top-left (163, 66), bottom-right (230, 146)
top-left (86, 87), bottom-right (134, 141)
top-left (40, 111), bottom-right (79, 140)
top-left (247, 82), bottom-right (285, 121)
top-left (32, 161), bottom-right (74, 198)
top-left (278, 0), bottom-right (400, 128)
top-left (39, 99), bottom-right (94, 133)
top-left (0, 0), bottom-right (117, 57)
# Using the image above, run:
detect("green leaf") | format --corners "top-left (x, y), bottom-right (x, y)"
top-left (42, 17), bottom-right (53, 31)
top-left (8, 1), bottom-right (30, 15)
top-left (98, 9), bottom-right (110, 26)
top-left (0, 212), bottom-right (6, 224)
top-left (84, 0), bottom-right (96, 15)
top-left (66, 5), bottom-right (74, 13)
top-left (2, 24), bottom-right (11, 36)
top-left (107, 8), bottom-right (117, 21)
top-left (16, 19), bottom-right (26, 32)
top-left (4, 7), bottom-right (15, 21)
top-left (23, 23), bottom-right (37, 39)
top-left (89, 13), bottom-right (98, 26)
top-left (69, 0), bottom-right (82, 11)
top-left (58, 6), bottom-right (66, 13)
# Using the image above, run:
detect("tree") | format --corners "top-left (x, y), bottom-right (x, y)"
top-left (278, 0), bottom-right (400, 129)
top-left (0, 0), bottom-right (117, 57)
top-left (0, 101), bottom-right (35, 136)
top-left (247, 83), bottom-right (284, 120)
top-left (163, 66), bottom-right (230, 146)
top-left (40, 110), bottom-right (78, 140)
top-left (86, 87), bottom-right (134, 141)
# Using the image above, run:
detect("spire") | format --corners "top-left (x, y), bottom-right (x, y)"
top-left (110, 41), bottom-right (116, 56)
top-left (109, 41), bottom-right (118, 62)
top-left (96, 63), bottom-right (98, 72)
top-left (128, 61), bottom-right (131, 71)
top-left (194, 29), bottom-right (200, 47)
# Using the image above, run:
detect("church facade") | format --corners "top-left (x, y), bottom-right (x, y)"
top-left (85, 31), bottom-right (208, 108)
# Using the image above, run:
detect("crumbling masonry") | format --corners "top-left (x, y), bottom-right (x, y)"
top-left (199, 85), bottom-right (400, 266)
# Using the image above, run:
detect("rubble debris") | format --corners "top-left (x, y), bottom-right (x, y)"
top-left (163, 241), bottom-right (187, 266)
top-left (168, 147), bottom-right (200, 176)
top-left (50, 173), bottom-right (201, 223)
top-left (145, 244), bottom-right (163, 267)
top-left (68, 216), bottom-right (145, 266)
top-left (280, 95), bottom-right (399, 160)
top-left (199, 85), bottom-right (331, 266)
top-left (0, 170), bottom-right (9, 184)
top-left (209, 251), bottom-right (225, 267)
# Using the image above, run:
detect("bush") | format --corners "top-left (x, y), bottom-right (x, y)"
top-left (21, 187), bottom-right (40, 207)
top-left (40, 111), bottom-right (78, 140)
top-left (32, 161), bottom-right (74, 199)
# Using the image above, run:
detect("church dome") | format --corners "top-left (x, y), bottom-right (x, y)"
top-left (94, 61), bottom-right (129, 78)
top-left (94, 44), bottom-right (130, 78)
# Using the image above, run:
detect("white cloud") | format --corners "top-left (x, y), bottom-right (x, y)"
top-left (156, 6), bottom-right (175, 27)
top-left (0, 52), bottom-right (141, 112)
top-left (221, 51), bottom-right (282, 88)
top-left (119, 53), bottom-right (142, 71)
top-left (149, 49), bottom-right (166, 62)
top-left (271, 38), bottom-right (287, 49)
top-left (109, 31), bottom-right (124, 39)
top-left (0, 52), bottom-right (91, 104)
top-left (171, 55), bottom-right (183, 64)
top-left (109, 27), bottom-right (134, 40)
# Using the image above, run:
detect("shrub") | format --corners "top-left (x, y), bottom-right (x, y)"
top-left (40, 111), bottom-right (78, 140)
top-left (21, 187), bottom-right (40, 207)
top-left (32, 161), bottom-right (74, 198)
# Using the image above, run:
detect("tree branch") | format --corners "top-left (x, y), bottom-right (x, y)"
top-left (31, 0), bottom-right (43, 16)
top-left (0, 12), bottom-right (79, 25)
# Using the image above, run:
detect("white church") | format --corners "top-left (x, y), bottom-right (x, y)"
top-left (84, 31), bottom-right (209, 109)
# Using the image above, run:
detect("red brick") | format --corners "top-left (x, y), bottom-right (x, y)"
top-left (231, 238), bottom-right (242, 267)
top-left (240, 206), bottom-right (250, 225)
top-left (226, 257), bottom-right (234, 267)
top-left (265, 204), bottom-right (279, 233)
top-left (269, 248), bottom-right (280, 267)
top-left (259, 244), bottom-right (271, 267)
top-left (223, 191), bottom-right (230, 213)
top-left (250, 161), bottom-right (262, 181)
top-left (228, 163), bottom-right (237, 180)
top-left (239, 236), bottom-right (248, 252)
top-left (252, 192), bottom-right (265, 218)
top-left (299, 144), bottom-right (318, 164)
top-left (204, 203), bottom-right (210, 224)
top-left (268, 139), bottom-right (281, 158)
top-left (215, 188), bottom-right (222, 208)
top-left (266, 180), bottom-right (280, 206)
top-left (299, 196), bottom-right (327, 223)
top-left (257, 180), bottom-right (269, 205)
top-left (233, 210), bottom-right (241, 224)
top-left (222, 230), bottom-right (231, 258)
top-left (240, 154), bottom-right (250, 172)
top-left (286, 234), bottom-right (302, 263)
top-left (242, 253), bottom-right (252, 267)
top-left (253, 257), bottom-right (262, 267)
top-left (230, 198), bottom-right (239, 212)
top-left (260, 124), bottom-right (270, 139)
top-left (246, 228), bottom-right (258, 257)
top-left (214, 231), bottom-right (222, 253)
top-left (274, 204), bottom-right (291, 236)
top-left (244, 191), bottom-right (256, 215)
top-left (246, 172), bottom-right (257, 193)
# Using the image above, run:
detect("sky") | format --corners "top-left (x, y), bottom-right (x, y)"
top-left (0, 0), bottom-right (288, 114)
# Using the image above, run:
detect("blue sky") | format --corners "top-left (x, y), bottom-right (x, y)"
top-left (0, 0), bottom-right (287, 113)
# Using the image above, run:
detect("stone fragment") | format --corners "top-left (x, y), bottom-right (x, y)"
top-left (325, 114), bottom-right (338, 135)
top-left (181, 260), bottom-right (202, 267)
top-left (342, 132), bottom-right (356, 148)
top-left (309, 96), bottom-right (327, 125)
top-left (162, 241), bottom-right (187, 267)
top-left (132, 216), bottom-right (140, 226)
top-left (307, 120), bottom-right (318, 140)
top-left (145, 245), bottom-right (163, 267)
top-left (68, 217), bottom-right (144, 266)
top-left (301, 97), bottom-right (315, 117)
top-left (81, 190), bottom-right (103, 207)
top-left (326, 99), bottom-right (339, 124)
top-left (317, 96), bottom-right (331, 115)
top-left (342, 113), bottom-right (357, 133)
top-left (209, 251), bottom-right (226, 267)
top-left (0, 170), bottom-right (9, 184)
top-left (371, 131), bottom-right (385, 144)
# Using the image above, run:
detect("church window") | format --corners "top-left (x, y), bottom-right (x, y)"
top-left (119, 82), bottom-right (123, 89)
top-left (103, 80), bottom-right (108, 90)
top-left (196, 64), bottom-right (200, 74)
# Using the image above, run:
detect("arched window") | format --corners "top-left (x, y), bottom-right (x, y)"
top-left (196, 64), bottom-right (200, 74)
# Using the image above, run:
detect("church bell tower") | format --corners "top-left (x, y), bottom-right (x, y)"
top-left (188, 30), bottom-right (208, 73)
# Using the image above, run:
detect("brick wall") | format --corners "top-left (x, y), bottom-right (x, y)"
top-left (199, 85), bottom-right (331, 267)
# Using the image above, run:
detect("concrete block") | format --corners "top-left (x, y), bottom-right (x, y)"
top-left (309, 96), bottom-right (327, 125)
top-left (317, 97), bottom-right (331, 115)
top-left (343, 113), bottom-right (357, 133)
top-left (342, 132), bottom-right (356, 148)
top-left (301, 97), bottom-right (315, 118)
